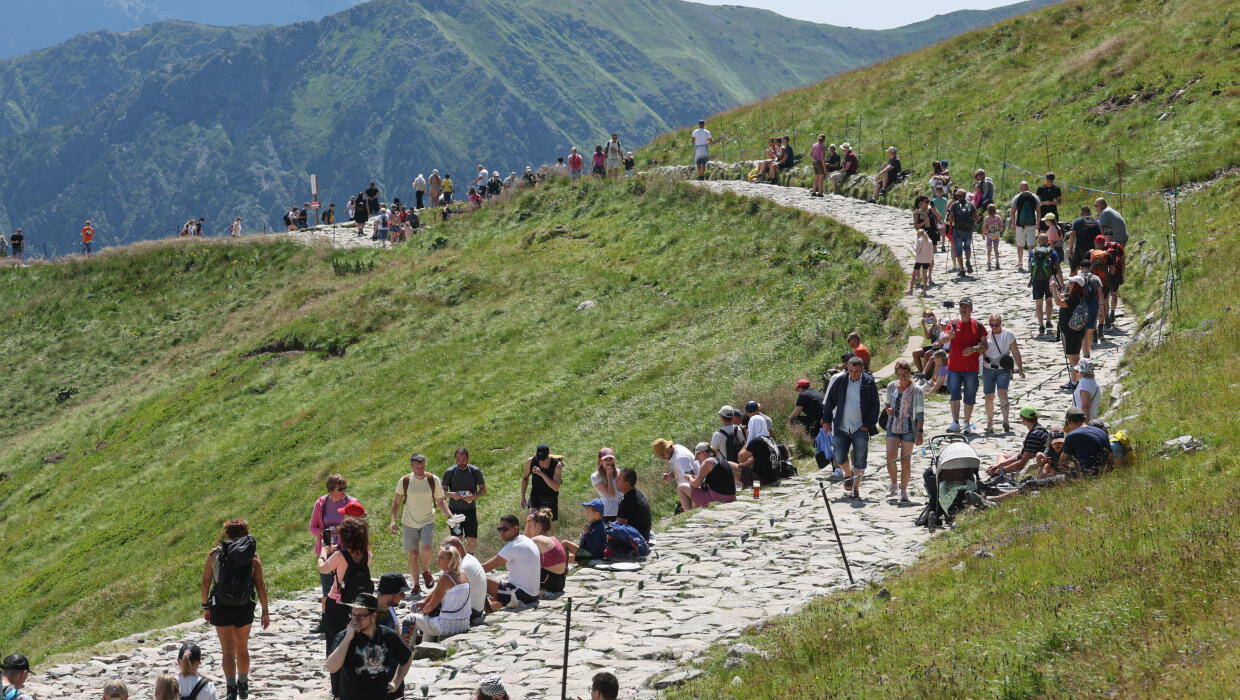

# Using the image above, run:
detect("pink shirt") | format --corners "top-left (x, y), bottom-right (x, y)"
top-left (915, 235), bottom-right (935, 264)
top-left (811, 142), bottom-right (825, 162)
top-left (982, 215), bottom-right (1004, 239)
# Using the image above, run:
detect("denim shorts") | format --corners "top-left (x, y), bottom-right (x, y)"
top-left (947, 370), bottom-right (979, 405)
top-left (885, 428), bottom-right (916, 443)
top-left (982, 366), bottom-right (1012, 394)
top-left (952, 232), bottom-right (973, 256)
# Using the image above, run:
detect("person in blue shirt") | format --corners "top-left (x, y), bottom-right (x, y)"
top-left (1061, 407), bottom-right (1111, 476)
top-left (566, 499), bottom-right (608, 563)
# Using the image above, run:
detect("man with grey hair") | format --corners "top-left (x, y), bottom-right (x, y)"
top-left (711, 405), bottom-right (745, 484)
top-left (822, 355), bottom-right (879, 499)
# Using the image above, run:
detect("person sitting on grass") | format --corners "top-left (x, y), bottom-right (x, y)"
top-left (653, 438), bottom-right (697, 513)
top-left (524, 508), bottom-right (568, 596)
top-left (984, 406), bottom-right (1050, 479)
top-left (688, 442), bottom-right (738, 508)
top-left (563, 499), bottom-right (609, 564)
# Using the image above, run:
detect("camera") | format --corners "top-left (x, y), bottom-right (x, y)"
top-left (942, 300), bottom-right (955, 308)
top-left (322, 526), bottom-right (334, 547)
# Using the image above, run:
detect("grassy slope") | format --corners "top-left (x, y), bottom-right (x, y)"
top-left (0, 178), bottom-right (906, 660)
top-left (643, 0), bottom-right (1240, 696)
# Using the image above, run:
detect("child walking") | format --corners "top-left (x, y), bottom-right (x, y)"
top-left (911, 228), bottom-right (935, 294)
top-left (982, 203), bottom-right (1005, 270)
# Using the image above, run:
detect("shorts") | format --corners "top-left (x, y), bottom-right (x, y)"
top-left (982, 366), bottom-right (1012, 394)
top-left (952, 232), bottom-right (973, 256)
top-left (691, 488), bottom-right (737, 508)
top-left (495, 581), bottom-right (539, 607)
top-left (541, 569), bottom-right (567, 593)
top-left (812, 160), bottom-right (826, 175)
top-left (987, 236), bottom-right (1001, 249)
top-left (947, 369), bottom-right (979, 405)
top-left (320, 572), bottom-right (334, 596)
top-left (1109, 271), bottom-right (1124, 289)
top-left (1015, 225), bottom-right (1038, 248)
top-left (570, 168), bottom-right (583, 179)
top-left (592, 164), bottom-right (605, 176)
top-left (449, 509), bottom-right (478, 538)
top-left (402, 523), bottom-right (435, 551)
top-left (885, 428), bottom-right (916, 443)
top-left (1085, 300), bottom-right (1099, 330)
top-left (914, 262), bottom-right (930, 270)
top-left (694, 145), bottom-right (710, 166)
top-left (1062, 327), bottom-right (1084, 356)
top-left (1031, 277), bottom-right (1051, 299)
top-left (529, 495), bottom-right (559, 521)
top-left (210, 602), bottom-right (256, 628)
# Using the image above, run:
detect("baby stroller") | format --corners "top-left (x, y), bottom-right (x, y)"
top-left (915, 434), bottom-right (981, 530)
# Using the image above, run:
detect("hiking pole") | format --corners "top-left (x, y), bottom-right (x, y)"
top-left (561, 597), bottom-right (572, 700)
top-left (816, 481), bottom-right (854, 585)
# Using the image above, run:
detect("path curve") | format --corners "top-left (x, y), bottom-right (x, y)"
top-left (35, 183), bottom-right (1132, 700)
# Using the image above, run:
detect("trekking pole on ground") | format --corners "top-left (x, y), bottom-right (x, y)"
top-left (816, 481), bottom-right (854, 585)
top-left (561, 597), bottom-right (572, 700)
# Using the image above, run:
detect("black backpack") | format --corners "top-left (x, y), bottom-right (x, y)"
top-left (181, 678), bottom-right (210, 700)
top-left (213, 535), bottom-right (256, 607)
top-left (715, 426), bottom-right (744, 463)
top-left (776, 444), bottom-right (798, 479)
top-left (337, 548), bottom-right (374, 605)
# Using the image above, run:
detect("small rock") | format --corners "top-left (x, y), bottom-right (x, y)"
top-left (726, 642), bottom-right (769, 660)
top-left (412, 642), bottom-right (448, 660)
top-left (652, 669), bottom-right (701, 689)
top-left (731, 676), bottom-right (743, 686)
top-left (973, 549), bottom-right (994, 559)
top-left (1157, 112), bottom-right (1170, 121)
top-left (576, 300), bottom-right (598, 311)
top-left (874, 587), bottom-right (892, 601)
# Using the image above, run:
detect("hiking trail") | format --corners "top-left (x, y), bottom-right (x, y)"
top-left (34, 183), bottom-right (1133, 699)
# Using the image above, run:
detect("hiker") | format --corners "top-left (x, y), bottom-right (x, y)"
top-left (323, 204), bottom-right (335, 225)
top-left (442, 447), bottom-right (486, 554)
top-left (374, 206), bottom-right (390, 243)
top-left (870, 146), bottom-right (901, 201)
top-left (1086, 243), bottom-right (1110, 347)
top-left (581, 671), bottom-right (621, 700)
top-left (973, 169), bottom-right (995, 212)
top-left (412, 173), bottom-right (427, 209)
top-left (943, 296), bottom-right (987, 433)
top-left (346, 197), bottom-right (356, 222)
top-left (427, 170), bottom-right (442, 208)
top-left (408, 545), bottom-right (472, 641)
top-left (947, 189), bottom-right (977, 276)
top-left (474, 677), bottom-right (510, 700)
top-left (624, 151), bottom-right (635, 177)
top-left (590, 448), bottom-right (621, 521)
top-left (810, 135), bottom-right (827, 196)
top-left (913, 311), bottom-right (945, 375)
top-left (982, 203), bottom-right (1004, 270)
top-left (201, 518), bottom-right (269, 700)
top-left (229, 217), bottom-right (243, 237)
top-left (482, 515), bottom-right (541, 609)
top-left (81, 220), bottom-right (94, 255)
top-left (1034, 430), bottom-right (1067, 477)
top-left (1042, 212), bottom-right (1066, 272)
top-left (1061, 407), bottom-right (1110, 476)
top-left (524, 509), bottom-right (567, 594)
top-left (586, 146), bottom-right (602, 176)
top-left (981, 314), bottom-right (1025, 433)
top-left (488, 171), bottom-right (503, 198)
top-left (829, 143), bottom-right (857, 193)
top-left (443, 536), bottom-right (488, 625)
top-left (604, 133), bottom-right (624, 176)
top-left (102, 679), bottom-right (129, 699)
top-left (653, 438), bottom-right (697, 512)
top-left (845, 332), bottom-right (871, 370)
top-left (774, 135), bottom-right (795, 181)
top-left (689, 442), bottom-right (737, 507)
top-left (1036, 173), bottom-right (1062, 231)
top-left (568, 147), bottom-right (585, 179)
top-left (1050, 274), bottom-right (1088, 389)
top-left (1009, 181), bottom-right (1041, 272)
top-left (822, 355), bottom-right (880, 499)
top-left (1073, 358), bottom-right (1101, 421)
top-left (472, 165), bottom-right (488, 192)
top-left (615, 468), bottom-right (652, 541)
top-left (441, 174), bottom-right (454, 203)
top-left (1029, 232), bottom-right (1062, 336)
top-left (824, 143), bottom-right (842, 179)
top-left (925, 348), bottom-right (950, 395)
top-left (913, 194), bottom-right (941, 278)
top-left (984, 406), bottom-right (1050, 477)
top-left (520, 444), bottom-right (564, 520)
top-left (364, 182), bottom-right (381, 215)
top-left (690, 120), bottom-right (713, 180)
top-left (308, 474), bottom-right (361, 633)
top-left (790, 379), bottom-right (828, 468)
top-left (931, 188), bottom-right (950, 252)
top-left (10, 229), bottom-right (24, 262)
top-left (173, 643), bottom-right (217, 700)
top-left (153, 675), bottom-right (179, 700)
top-left (326, 593), bottom-right (413, 700)
top-left (317, 515), bottom-right (373, 696)
top-left (1, 654), bottom-right (33, 700)
top-left (1094, 197), bottom-right (1128, 244)
top-left (565, 499), bottom-right (609, 561)
top-left (352, 194), bottom-right (369, 237)
top-left (390, 453), bottom-right (453, 594)
top-left (911, 224), bottom-right (934, 294)
top-left (883, 360), bottom-right (923, 502)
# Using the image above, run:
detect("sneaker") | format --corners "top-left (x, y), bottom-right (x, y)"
top-left (225, 687), bottom-right (239, 700)
top-left (238, 682), bottom-right (250, 700)
top-left (887, 482), bottom-right (899, 497)
top-left (310, 619), bottom-right (324, 635)
top-left (900, 490), bottom-right (910, 503)
top-left (831, 468), bottom-right (845, 481)
top-left (1039, 324), bottom-right (1045, 336)
top-left (963, 423), bottom-right (977, 434)
top-left (1003, 421), bottom-right (1011, 433)
top-left (966, 262), bottom-right (973, 274)
top-left (947, 421), bottom-right (960, 432)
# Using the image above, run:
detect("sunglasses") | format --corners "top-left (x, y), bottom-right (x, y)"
top-left (331, 486), bottom-right (347, 492)
top-left (496, 525), bottom-right (513, 533)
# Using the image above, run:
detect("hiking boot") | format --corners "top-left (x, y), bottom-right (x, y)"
top-left (966, 261), bottom-right (973, 274)
top-left (225, 686), bottom-right (239, 700)
top-left (1003, 421), bottom-right (1011, 433)
top-left (422, 570), bottom-right (434, 588)
top-left (1038, 324), bottom-right (1045, 336)
top-left (900, 490), bottom-right (910, 503)
top-left (310, 618), bottom-right (324, 635)
top-left (238, 682), bottom-right (249, 700)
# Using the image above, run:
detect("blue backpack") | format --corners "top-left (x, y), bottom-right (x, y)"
top-left (603, 522), bottom-right (650, 558)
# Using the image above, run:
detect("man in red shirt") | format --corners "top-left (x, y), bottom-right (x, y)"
top-left (942, 297), bottom-right (988, 433)
top-left (81, 220), bottom-right (94, 255)
top-left (846, 332), bottom-right (871, 370)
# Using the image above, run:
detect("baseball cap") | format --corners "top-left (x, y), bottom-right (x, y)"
top-left (744, 400), bottom-right (760, 413)
top-left (795, 379), bottom-right (811, 389)
top-left (1049, 430), bottom-right (1066, 446)
top-left (535, 444), bottom-right (550, 459)
top-left (1045, 172), bottom-right (1055, 181)
top-left (598, 447), bottom-right (615, 459)
top-left (582, 498), bottom-right (605, 513)
top-left (718, 404), bottom-right (737, 417)
top-left (346, 592), bottom-right (379, 611)
top-left (1019, 406), bottom-right (1039, 420)
top-left (693, 441), bottom-right (711, 454)
top-left (1, 653), bottom-right (30, 672)
top-left (958, 296), bottom-right (973, 307)
top-left (410, 453), bottom-right (425, 463)
top-left (1042, 212), bottom-right (1057, 221)
top-left (377, 572), bottom-right (410, 595)
top-left (1094, 234), bottom-right (1107, 245)
top-left (338, 501), bottom-right (367, 517)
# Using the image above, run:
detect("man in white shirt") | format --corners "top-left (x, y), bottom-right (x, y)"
top-left (412, 173), bottom-right (427, 210)
top-left (981, 313), bottom-right (1025, 434)
top-left (444, 536), bottom-right (488, 624)
top-left (653, 438), bottom-right (697, 512)
top-left (482, 515), bottom-right (541, 610)
top-left (690, 119), bottom-right (713, 180)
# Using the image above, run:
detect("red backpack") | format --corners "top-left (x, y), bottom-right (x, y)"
top-left (1104, 241), bottom-right (1125, 277)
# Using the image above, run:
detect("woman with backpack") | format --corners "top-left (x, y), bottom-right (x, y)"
top-left (175, 643), bottom-right (218, 700)
top-left (317, 515), bottom-right (373, 694)
top-left (1051, 275), bottom-right (1088, 391)
top-left (308, 475), bottom-right (361, 634)
top-left (201, 518), bottom-right (269, 700)
top-left (688, 442), bottom-right (737, 508)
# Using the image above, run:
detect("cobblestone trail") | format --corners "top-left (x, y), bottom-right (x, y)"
top-left (35, 182), bottom-right (1131, 699)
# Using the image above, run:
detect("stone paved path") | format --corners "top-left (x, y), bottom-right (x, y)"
top-left (34, 182), bottom-right (1132, 700)
top-left (282, 220), bottom-right (389, 249)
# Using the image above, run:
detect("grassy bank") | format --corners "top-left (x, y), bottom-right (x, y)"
top-left (0, 178), bottom-right (905, 660)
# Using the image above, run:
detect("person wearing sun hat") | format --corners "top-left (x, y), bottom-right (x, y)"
top-left (474, 675), bottom-right (510, 700)
top-left (1, 654), bottom-right (33, 700)
top-left (1073, 357), bottom-right (1101, 421)
top-left (653, 438), bottom-right (697, 513)
top-left (985, 406), bottom-right (1051, 477)
top-left (326, 592), bottom-right (413, 700)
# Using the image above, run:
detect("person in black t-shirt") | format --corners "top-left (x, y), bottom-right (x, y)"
top-left (1061, 407), bottom-right (1110, 476)
top-left (985, 406), bottom-right (1050, 477)
top-left (789, 379), bottom-right (827, 468)
top-left (520, 444), bottom-right (563, 520)
top-left (871, 146), bottom-right (902, 200)
top-left (615, 469), bottom-right (652, 541)
top-left (364, 182), bottom-right (381, 216)
top-left (442, 447), bottom-right (487, 554)
top-left (1036, 173), bottom-right (1062, 232)
top-left (327, 593), bottom-right (412, 700)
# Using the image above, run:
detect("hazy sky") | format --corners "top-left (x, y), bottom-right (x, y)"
top-left (690, 0), bottom-right (1016, 29)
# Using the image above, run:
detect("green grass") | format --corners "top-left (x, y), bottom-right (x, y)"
top-left (0, 177), bottom-right (906, 661)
